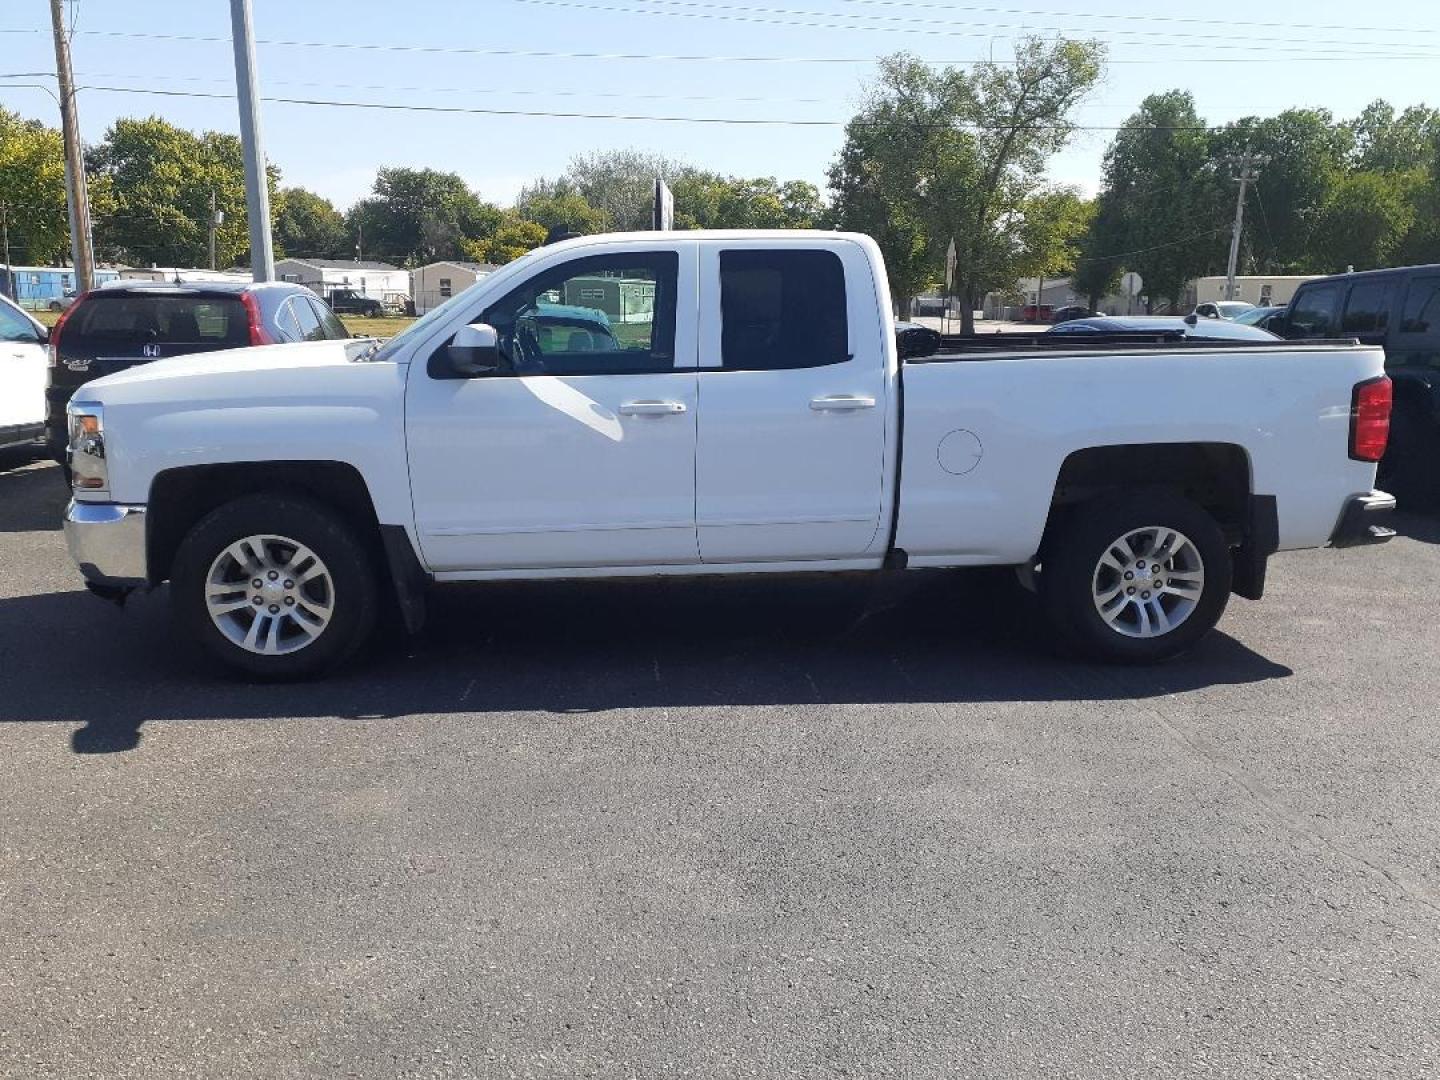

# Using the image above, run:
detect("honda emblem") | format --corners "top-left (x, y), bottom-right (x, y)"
top-left (142, 343), bottom-right (161, 358)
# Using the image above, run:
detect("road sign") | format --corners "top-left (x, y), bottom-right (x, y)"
top-left (1120, 271), bottom-right (1144, 297)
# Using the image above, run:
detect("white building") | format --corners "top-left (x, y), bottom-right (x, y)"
top-left (274, 258), bottom-right (410, 304)
top-left (1187, 275), bottom-right (1320, 308)
top-left (411, 261), bottom-right (500, 314)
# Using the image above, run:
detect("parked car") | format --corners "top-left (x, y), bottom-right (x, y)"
top-left (1271, 264), bottom-right (1440, 504)
top-left (60, 230), bottom-right (1393, 679)
top-left (326, 288), bottom-right (384, 317)
top-left (1232, 304), bottom-right (1287, 329)
top-left (1047, 315), bottom-right (1280, 341)
top-left (46, 281), bottom-right (352, 461)
top-left (0, 292), bottom-right (48, 452)
top-left (1020, 303), bottom-right (1054, 323)
top-left (1192, 301), bottom-right (1256, 320)
top-left (1050, 305), bottom-right (1097, 324)
top-left (894, 320), bottom-right (942, 358)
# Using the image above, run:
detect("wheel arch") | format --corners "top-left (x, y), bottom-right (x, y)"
top-left (148, 460), bottom-right (429, 633)
top-left (1047, 442), bottom-right (1253, 543)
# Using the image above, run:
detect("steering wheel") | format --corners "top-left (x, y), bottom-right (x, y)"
top-left (510, 312), bottom-right (543, 372)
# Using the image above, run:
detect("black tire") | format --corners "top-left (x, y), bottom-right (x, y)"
top-left (1039, 490), bottom-right (1232, 664)
top-left (171, 493), bottom-right (379, 680)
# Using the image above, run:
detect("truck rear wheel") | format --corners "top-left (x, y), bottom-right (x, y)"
top-left (1040, 491), bottom-right (1231, 664)
top-left (171, 494), bottom-right (378, 680)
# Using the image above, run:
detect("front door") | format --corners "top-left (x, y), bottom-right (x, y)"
top-left (694, 242), bottom-right (890, 563)
top-left (405, 245), bottom-right (699, 571)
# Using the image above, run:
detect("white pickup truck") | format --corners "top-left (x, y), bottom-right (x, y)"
top-left (61, 230), bottom-right (1396, 679)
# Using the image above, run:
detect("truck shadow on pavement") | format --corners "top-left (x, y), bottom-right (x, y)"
top-left (0, 568), bottom-right (1293, 755)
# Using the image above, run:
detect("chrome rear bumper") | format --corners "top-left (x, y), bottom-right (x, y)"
top-left (64, 500), bottom-right (148, 587)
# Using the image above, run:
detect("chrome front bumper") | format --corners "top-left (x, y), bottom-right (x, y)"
top-left (64, 500), bottom-right (148, 587)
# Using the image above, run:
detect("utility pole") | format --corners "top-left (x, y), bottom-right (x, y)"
top-left (48, 0), bottom-right (95, 293)
top-left (1222, 149), bottom-right (1270, 302)
top-left (355, 220), bottom-right (363, 263)
top-left (1, 203), bottom-right (13, 301)
top-left (230, 0), bottom-right (274, 281)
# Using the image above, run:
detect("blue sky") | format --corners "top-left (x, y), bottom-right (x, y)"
top-left (3, 0), bottom-right (1439, 211)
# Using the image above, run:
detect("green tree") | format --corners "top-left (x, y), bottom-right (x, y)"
top-left (528, 150), bottom-right (681, 232)
top-left (0, 108), bottom-right (72, 266)
top-left (347, 167), bottom-right (501, 265)
top-left (1310, 170), bottom-right (1417, 272)
top-left (87, 116), bottom-right (272, 268)
top-left (1070, 199), bottom-right (1126, 308)
top-left (514, 185), bottom-right (609, 235)
top-left (830, 41), bottom-right (1105, 331)
top-left (671, 172), bottom-right (826, 229)
top-left (1348, 100), bottom-right (1440, 174)
top-left (1092, 91), bottom-right (1221, 310)
top-left (462, 214), bottom-right (547, 264)
top-left (1209, 108), bottom-right (1352, 273)
top-left (275, 186), bottom-right (348, 260)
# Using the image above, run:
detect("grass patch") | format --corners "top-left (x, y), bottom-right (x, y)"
top-left (340, 314), bottom-right (416, 339)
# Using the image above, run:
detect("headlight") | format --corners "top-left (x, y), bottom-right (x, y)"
top-left (67, 401), bottom-right (108, 493)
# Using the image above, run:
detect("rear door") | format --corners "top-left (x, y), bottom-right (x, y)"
top-left (694, 241), bottom-right (890, 563)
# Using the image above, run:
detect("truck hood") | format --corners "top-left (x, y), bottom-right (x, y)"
top-left (73, 338), bottom-right (380, 400)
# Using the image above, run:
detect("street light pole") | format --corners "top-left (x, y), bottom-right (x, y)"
top-left (1223, 149), bottom-right (1270, 303)
top-left (230, 0), bottom-right (274, 281)
top-left (48, 0), bottom-right (95, 293)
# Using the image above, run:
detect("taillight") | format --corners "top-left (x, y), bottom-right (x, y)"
top-left (1350, 375), bottom-right (1392, 462)
top-left (241, 291), bottom-right (273, 346)
top-left (47, 292), bottom-right (84, 365)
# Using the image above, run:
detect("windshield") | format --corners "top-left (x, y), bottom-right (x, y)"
top-left (1216, 302), bottom-right (1255, 316)
top-left (1232, 306), bottom-right (1278, 325)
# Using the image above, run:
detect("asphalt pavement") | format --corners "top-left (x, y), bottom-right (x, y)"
top-left (1, 449), bottom-right (1437, 1079)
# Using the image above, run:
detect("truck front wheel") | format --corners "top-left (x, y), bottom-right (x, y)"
top-left (171, 494), bottom-right (378, 680)
top-left (1039, 491), bottom-right (1231, 664)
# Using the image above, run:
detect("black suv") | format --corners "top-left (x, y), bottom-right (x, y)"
top-left (326, 288), bottom-right (384, 316)
top-left (46, 281), bottom-right (351, 461)
top-left (1274, 266), bottom-right (1440, 504)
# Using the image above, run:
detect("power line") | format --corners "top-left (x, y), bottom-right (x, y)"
top-left (520, 0), bottom-right (1440, 56)
top-left (2, 26), bottom-right (1437, 65)
top-left (1074, 228), bottom-right (1231, 265)
top-left (75, 83), bottom-right (1244, 130)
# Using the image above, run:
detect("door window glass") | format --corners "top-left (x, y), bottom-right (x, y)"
top-left (1286, 284), bottom-right (1340, 338)
top-left (309, 297), bottom-right (349, 339)
top-left (719, 249), bottom-right (848, 369)
top-left (478, 251), bottom-right (677, 375)
top-left (1400, 278), bottom-right (1440, 335)
top-left (1340, 281), bottom-right (1392, 333)
top-left (0, 302), bottom-right (39, 343)
top-left (288, 296), bottom-right (324, 341)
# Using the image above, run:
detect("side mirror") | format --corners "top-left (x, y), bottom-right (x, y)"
top-left (1265, 313), bottom-right (1288, 335)
top-left (446, 322), bottom-right (503, 376)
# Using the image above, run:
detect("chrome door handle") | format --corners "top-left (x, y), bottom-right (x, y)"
top-left (810, 394), bottom-right (876, 411)
top-left (619, 399), bottom-right (687, 416)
